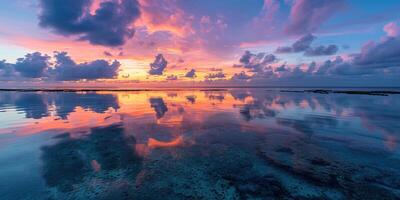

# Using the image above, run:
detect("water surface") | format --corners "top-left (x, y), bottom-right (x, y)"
top-left (0, 89), bottom-right (399, 199)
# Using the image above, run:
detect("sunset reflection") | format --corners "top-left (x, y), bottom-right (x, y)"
top-left (0, 90), bottom-right (399, 199)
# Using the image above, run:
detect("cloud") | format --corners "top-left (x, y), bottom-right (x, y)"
top-left (276, 34), bottom-right (316, 53)
top-left (0, 60), bottom-right (15, 77)
top-left (315, 56), bottom-right (343, 75)
top-left (239, 51), bottom-right (277, 72)
top-left (384, 22), bottom-right (400, 37)
top-left (149, 54), bottom-right (168, 75)
top-left (51, 52), bottom-right (120, 81)
top-left (138, 0), bottom-right (194, 37)
top-left (304, 45), bottom-right (338, 56)
top-left (352, 36), bottom-right (400, 69)
top-left (14, 52), bottom-right (51, 78)
top-left (307, 62), bottom-right (317, 73)
top-left (231, 71), bottom-right (251, 80)
top-left (276, 34), bottom-right (338, 56)
top-left (38, 0), bottom-right (140, 46)
top-left (0, 60), bottom-right (5, 69)
top-left (274, 64), bottom-right (287, 72)
top-left (185, 69), bottom-right (196, 78)
top-left (315, 35), bottom-right (400, 76)
top-left (205, 71), bottom-right (226, 79)
top-left (256, 0), bottom-right (281, 23)
top-left (234, 30), bottom-right (400, 84)
top-left (103, 51), bottom-right (113, 57)
top-left (166, 74), bottom-right (178, 81)
top-left (210, 68), bottom-right (223, 72)
top-left (1, 51), bottom-right (121, 81)
top-left (285, 0), bottom-right (346, 35)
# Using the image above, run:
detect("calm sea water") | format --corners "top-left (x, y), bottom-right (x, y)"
top-left (0, 89), bottom-right (399, 199)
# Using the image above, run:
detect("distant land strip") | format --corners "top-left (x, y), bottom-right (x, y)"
top-left (280, 90), bottom-right (400, 96)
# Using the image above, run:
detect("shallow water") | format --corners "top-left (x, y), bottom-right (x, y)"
top-left (0, 89), bottom-right (399, 199)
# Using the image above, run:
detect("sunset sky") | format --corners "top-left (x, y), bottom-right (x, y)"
top-left (0, 0), bottom-right (400, 87)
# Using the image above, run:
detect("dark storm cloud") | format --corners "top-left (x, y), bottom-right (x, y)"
top-left (52, 52), bottom-right (120, 81)
top-left (38, 0), bottom-right (141, 46)
top-left (149, 54), bottom-right (168, 75)
top-left (185, 69), bottom-right (196, 78)
top-left (285, 0), bottom-right (346, 35)
top-left (14, 52), bottom-right (50, 78)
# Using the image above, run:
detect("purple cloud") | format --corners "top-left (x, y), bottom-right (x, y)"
top-left (231, 71), bottom-right (251, 80)
top-left (315, 34), bottom-right (400, 76)
top-left (185, 69), bottom-right (196, 78)
top-left (166, 74), bottom-right (178, 81)
top-left (324, 36), bottom-right (400, 76)
top-left (352, 37), bottom-right (400, 69)
top-left (0, 60), bottom-right (15, 77)
top-left (239, 51), bottom-right (277, 72)
top-left (276, 34), bottom-right (338, 56)
top-left (51, 52), bottom-right (120, 81)
top-left (14, 52), bottom-right (50, 78)
top-left (305, 45), bottom-right (338, 56)
top-left (205, 71), bottom-right (226, 79)
top-left (0, 60), bottom-right (6, 69)
top-left (103, 51), bottom-right (113, 57)
top-left (238, 32), bottom-right (400, 84)
top-left (39, 0), bottom-right (140, 46)
top-left (149, 54), bottom-right (168, 75)
top-left (285, 0), bottom-right (346, 35)
top-left (276, 34), bottom-right (316, 53)
top-left (274, 64), bottom-right (287, 72)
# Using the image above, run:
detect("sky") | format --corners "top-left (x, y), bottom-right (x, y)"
top-left (0, 0), bottom-right (400, 87)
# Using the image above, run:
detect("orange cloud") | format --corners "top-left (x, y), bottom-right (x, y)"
top-left (137, 0), bottom-right (195, 37)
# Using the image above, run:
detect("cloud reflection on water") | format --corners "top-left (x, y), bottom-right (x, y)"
top-left (0, 89), bottom-right (399, 199)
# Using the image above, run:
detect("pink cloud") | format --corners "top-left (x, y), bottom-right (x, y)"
top-left (384, 22), bottom-right (400, 37)
top-left (137, 0), bottom-right (194, 37)
top-left (285, 0), bottom-right (346, 35)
